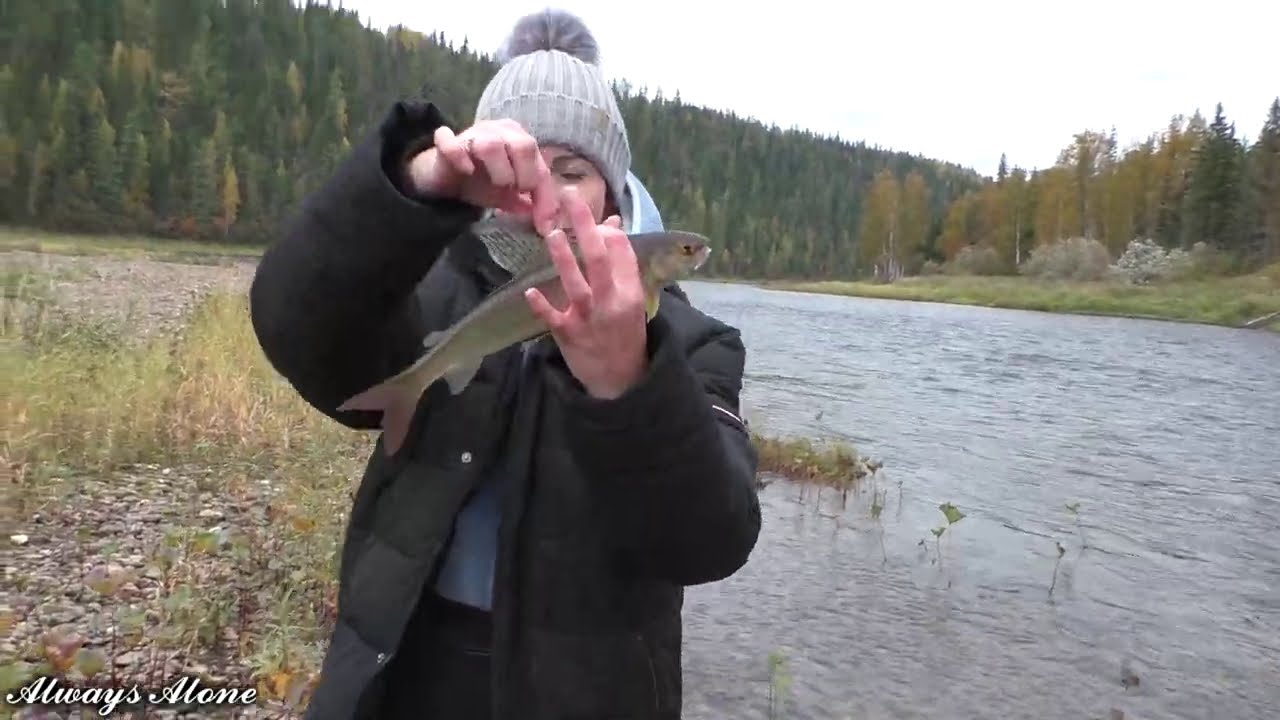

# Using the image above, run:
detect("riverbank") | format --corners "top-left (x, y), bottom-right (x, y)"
top-left (2, 239), bottom-right (880, 712)
top-left (759, 268), bottom-right (1280, 331)
top-left (8, 226), bottom-right (1278, 331)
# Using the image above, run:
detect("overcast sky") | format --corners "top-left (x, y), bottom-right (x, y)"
top-left (334, 0), bottom-right (1278, 177)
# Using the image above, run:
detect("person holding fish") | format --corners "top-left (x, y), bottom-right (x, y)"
top-left (249, 7), bottom-right (761, 720)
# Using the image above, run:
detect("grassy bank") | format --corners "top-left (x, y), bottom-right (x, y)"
top-left (2, 258), bottom-right (877, 713)
top-left (9, 226), bottom-right (1279, 331)
top-left (1, 226), bottom-right (262, 267)
top-left (765, 264), bottom-right (1280, 330)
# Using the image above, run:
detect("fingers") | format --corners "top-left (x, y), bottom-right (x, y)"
top-left (468, 130), bottom-right (516, 188)
top-left (498, 124), bottom-right (550, 198)
top-left (545, 226), bottom-right (593, 315)
top-left (500, 124), bottom-right (558, 236)
top-left (432, 126), bottom-right (476, 175)
top-left (456, 121), bottom-right (559, 235)
top-left (524, 287), bottom-right (567, 331)
top-left (529, 177), bottom-right (561, 237)
top-left (604, 224), bottom-right (637, 272)
top-left (563, 188), bottom-right (612, 294)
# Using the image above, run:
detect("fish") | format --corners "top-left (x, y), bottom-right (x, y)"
top-left (472, 210), bottom-right (557, 276)
top-left (337, 222), bottom-right (713, 456)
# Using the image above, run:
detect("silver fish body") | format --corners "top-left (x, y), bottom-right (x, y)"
top-left (337, 226), bottom-right (712, 456)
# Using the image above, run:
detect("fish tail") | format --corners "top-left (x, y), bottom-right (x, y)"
top-left (337, 372), bottom-right (425, 457)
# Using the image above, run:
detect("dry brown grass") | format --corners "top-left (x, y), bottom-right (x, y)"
top-left (2, 241), bottom-right (879, 717)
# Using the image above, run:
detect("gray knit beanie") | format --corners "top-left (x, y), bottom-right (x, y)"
top-left (475, 9), bottom-right (632, 218)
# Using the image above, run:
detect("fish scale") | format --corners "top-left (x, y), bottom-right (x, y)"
top-left (472, 211), bottom-right (555, 275)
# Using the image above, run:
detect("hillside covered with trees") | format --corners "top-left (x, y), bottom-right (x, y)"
top-left (0, 0), bottom-right (983, 280)
top-left (2, 0), bottom-right (1276, 281)
top-left (891, 100), bottom-right (1280, 279)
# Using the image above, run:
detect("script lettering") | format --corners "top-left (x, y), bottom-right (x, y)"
top-left (6, 674), bottom-right (258, 716)
top-left (149, 676), bottom-right (257, 706)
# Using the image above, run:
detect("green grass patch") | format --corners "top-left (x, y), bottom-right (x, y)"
top-left (1, 226), bottom-right (263, 266)
top-left (766, 265), bottom-right (1280, 329)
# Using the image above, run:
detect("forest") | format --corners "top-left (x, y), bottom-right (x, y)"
top-left (3, 0), bottom-right (1277, 280)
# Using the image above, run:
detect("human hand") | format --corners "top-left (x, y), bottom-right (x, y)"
top-left (524, 189), bottom-right (648, 400)
top-left (408, 119), bottom-right (560, 235)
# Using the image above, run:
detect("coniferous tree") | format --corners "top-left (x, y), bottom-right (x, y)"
top-left (1243, 99), bottom-right (1280, 263)
top-left (1, 1), bottom-right (1272, 277)
top-left (0, 0), bottom-right (983, 280)
top-left (933, 100), bottom-right (1278, 274)
top-left (1183, 103), bottom-right (1246, 251)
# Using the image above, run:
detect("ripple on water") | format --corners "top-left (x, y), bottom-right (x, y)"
top-left (678, 282), bottom-right (1280, 720)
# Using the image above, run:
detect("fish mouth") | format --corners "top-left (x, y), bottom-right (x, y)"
top-left (692, 246), bottom-right (711, 271)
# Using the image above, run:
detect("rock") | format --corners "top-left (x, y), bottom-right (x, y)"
top-left (114, 650), bottom-right (145, 667)
top-left (10, 533), bottom-right (29, 545)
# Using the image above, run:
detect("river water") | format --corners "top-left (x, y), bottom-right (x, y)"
top-left (675, 281), bottom-right (1280, 720)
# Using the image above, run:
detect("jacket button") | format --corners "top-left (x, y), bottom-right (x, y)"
top-left (376, 653), bottom-right (386, 664)
top-left (460, 451), bottom-right (472, 464)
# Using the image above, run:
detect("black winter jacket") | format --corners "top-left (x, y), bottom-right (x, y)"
top-left (248, 98), bottom-right (762, 720)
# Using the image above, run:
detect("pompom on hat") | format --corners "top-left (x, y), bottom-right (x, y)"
top-left (474, 8), bottom-right (632, 219)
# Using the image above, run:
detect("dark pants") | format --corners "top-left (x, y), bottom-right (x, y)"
top-left (381, 591), bottom-right (494, 719)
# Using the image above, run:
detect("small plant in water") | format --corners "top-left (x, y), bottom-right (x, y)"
top-left (1065, 502), bottom-right (1088, 550)
top-left (766, 649), bottom-right (793, 720)
top-left (920, 501), bottom-right (965, 567)
top-left (1048, 540), bottom-right (1067, 599)
top-left (869, 485), bottom-right (887, 565)
top-left (1048, 501), bottom-right (1087, 600)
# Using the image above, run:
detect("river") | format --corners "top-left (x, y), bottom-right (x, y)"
top-left (675, 280), bottom-right (1280, 720)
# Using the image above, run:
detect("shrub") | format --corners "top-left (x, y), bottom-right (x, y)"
top-left (1110, 238), bottom-right (1193, 284)
top-left (1019, 237), bottom-right (1111, 281)
top-left (947, 245), bottom-right (1004, 276)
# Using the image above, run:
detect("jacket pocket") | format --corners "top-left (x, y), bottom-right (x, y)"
top-left (525, 627), bottom-right (661, 719)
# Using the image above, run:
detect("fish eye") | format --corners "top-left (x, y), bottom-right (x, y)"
top-left (680, 244), bottom-right (693, 255)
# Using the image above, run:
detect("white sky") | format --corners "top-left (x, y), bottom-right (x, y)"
top-left (333, 0), bottom-right (1278, 177)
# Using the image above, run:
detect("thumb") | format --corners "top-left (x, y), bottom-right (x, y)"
top-left (603, 214), bottom-right (623, 230)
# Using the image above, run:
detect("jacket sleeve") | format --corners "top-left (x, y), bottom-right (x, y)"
top-left (550, 308), bottom-right (763, 586)
top-left (249, 99), bottom-right (484, 429)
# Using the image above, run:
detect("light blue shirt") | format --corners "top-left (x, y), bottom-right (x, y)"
top-left (432, 170), bottom-right (666, 610)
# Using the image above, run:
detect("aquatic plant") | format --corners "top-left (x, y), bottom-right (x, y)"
top-left (1065, 501), bottom-right (1088, 550)
top-left (1048, 540), bottom-right (1067, 599)
top-left (869, 484), bottom-right (888, 565)
top-left (766, 649), bottom-right (793, 720)
top-left (1049, 501), bottom-right (1088, 600)
top-left (920, 501), bottom-right (965, 567)
top-left (755, 434), bottom-right (881, 501)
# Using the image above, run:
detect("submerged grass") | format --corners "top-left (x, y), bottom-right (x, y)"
top-left (752, 433), bottom-right (881, 497)
top-left (3, 262), bottom-right (875, 713)
top-left (766, 264), bottom-right (1280, 329)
